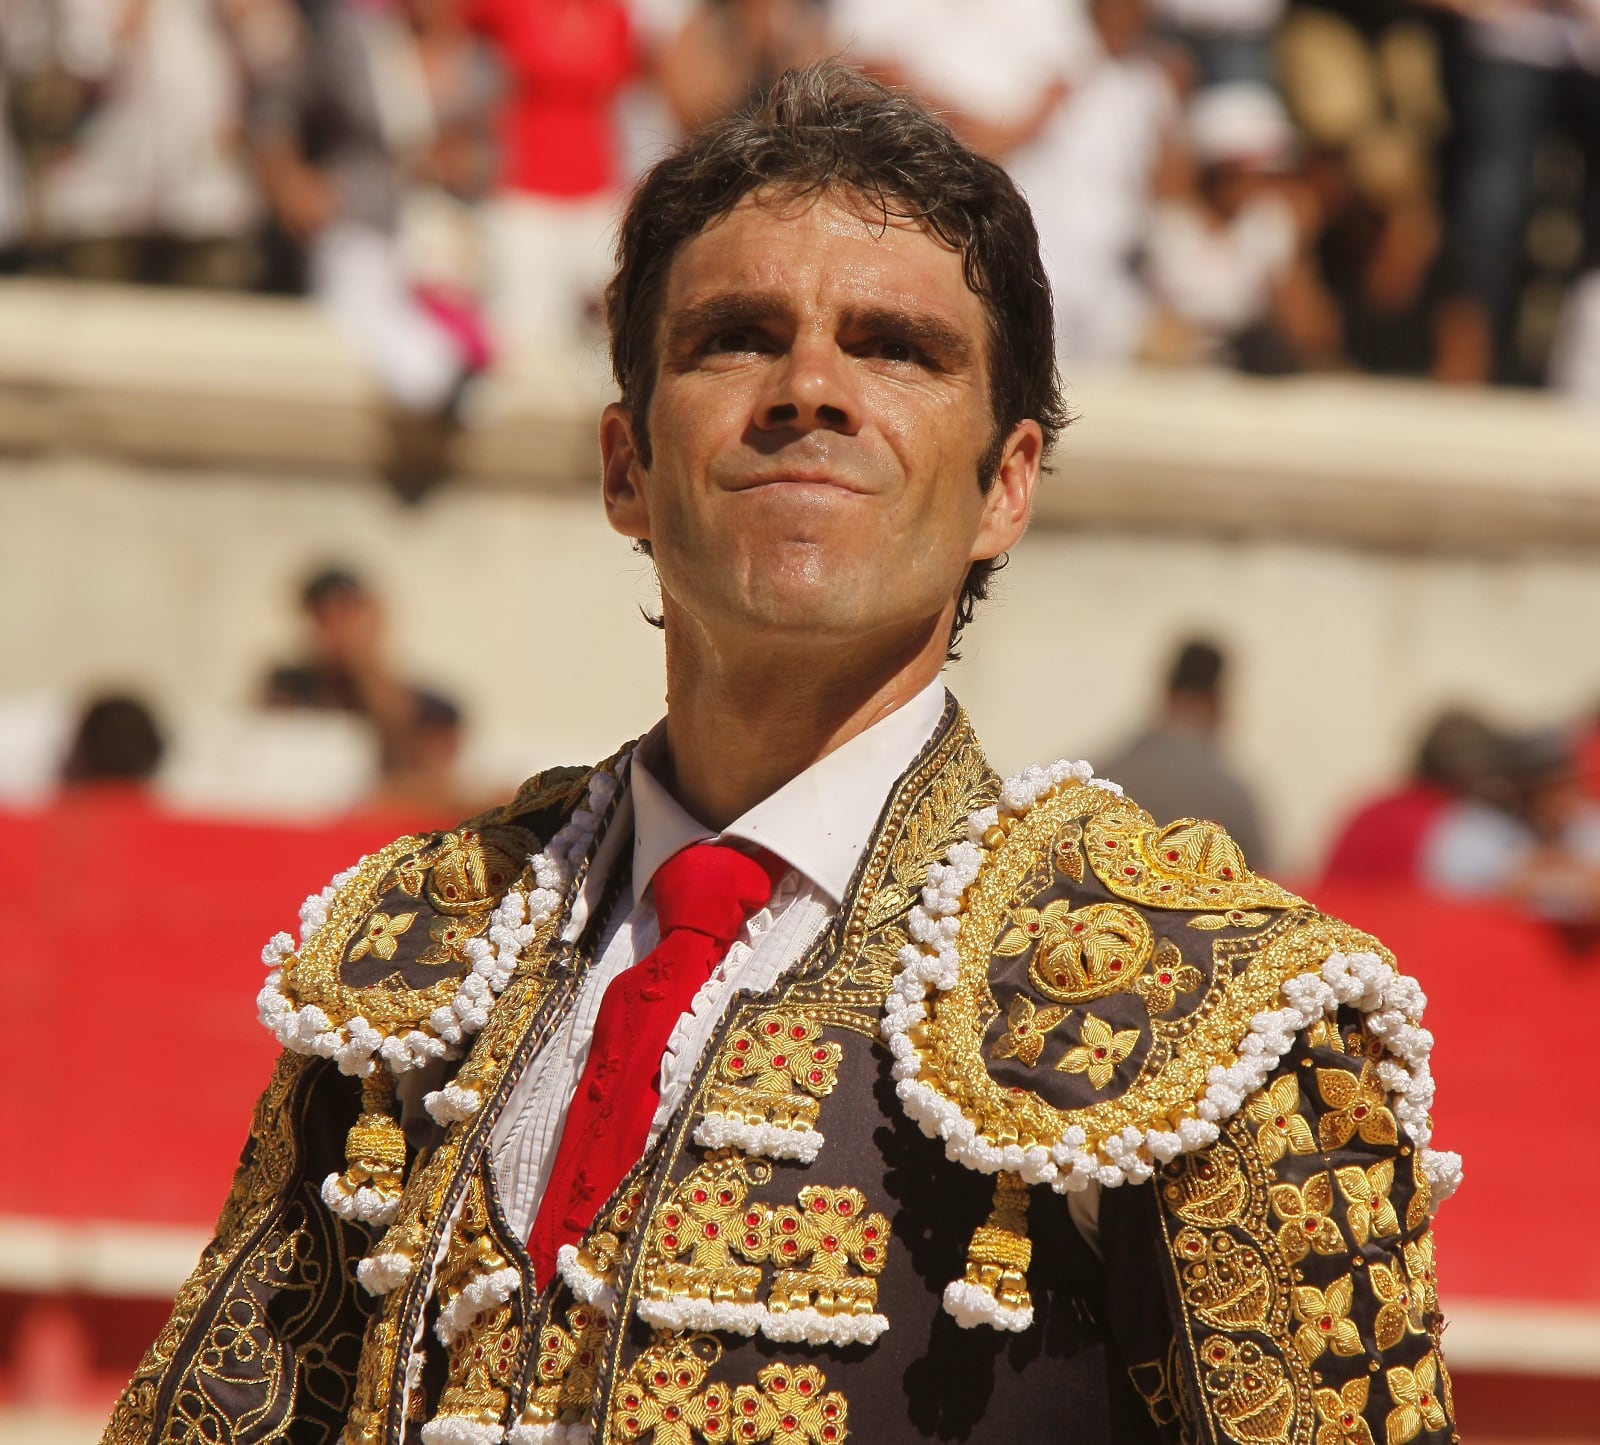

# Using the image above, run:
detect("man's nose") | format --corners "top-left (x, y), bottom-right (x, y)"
top-left (755, 338), bottom-right (859, 435)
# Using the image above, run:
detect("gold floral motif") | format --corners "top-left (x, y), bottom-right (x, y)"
top-left (1172, 1227), bottom-right (1274, 1330)
top-left (423, 825), bottom-right (538, 914)
top-left (994, 899), bottom-right (1154, 1005)
top-left (1405, 1154), bottom-right (1432, 1233)
top-left (522, 1301), bottom-right (607, 1433)
top-left (1053, 820), bottom-right (1086, 882)
top-left (1314, 1377), bottom-right (1375, 1445)
top-left (706, 1012), bottom-right (842, 1132)
top-left (1197, 1337), bottom-right (1298, 1444)
top-left (766, 1187), bottom-right (890, 1319)
top-left (1187, 909), bottom-right (1273, 931)
top-left (1056, 1013), bottom-right (1143, 1089)
top-left (1369, 1261), bottom-right (1424, 1349)
top-left (1316, 1064), bottom-right (1399, 1150)
top-left (1269, 1172), bottom-right (1346, 1263)
top-left (348, 910), bottom-right (417, 962)
top-left (729, 1363), bottom-right (849, 1445)
top-left (1292, 1274), bottom-right (1363, 1362)
top-left (1384, 1352), bottom-right (1447, 1444)
top-left (643, 1157), bottom-right (773, 1307)
top-left (1306, 1019), bottom-right (1341, 1052)
top-left (990, 993), bottom-right (1069, 1068)
top-left (1335, 1162), bottom-right (1399, 1246)
top-left (1084, 807), bottom-right (1303, 912)
top-left (1246, 1076), bottom-right (1318, 1165)
top-left (1134, 939), bottom-right (1203, 1015)
top-left (613, 1336), bottom-right (732, 1445)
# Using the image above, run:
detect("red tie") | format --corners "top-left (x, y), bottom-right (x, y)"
top-left (528, 840), bottom-right (784, 1288)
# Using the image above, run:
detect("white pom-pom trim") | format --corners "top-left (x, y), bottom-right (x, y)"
top-left (555, 1246), bottom-right (617, 1314)
top-left (942, 1280), bottom-right (1035, 1333)
top-left (884, 758), bottom-right (1461, 1201)
top-left (319, 1172), bottom-right (401, 1226)
top-left (421, 1418), bottom-right (506, 1445)
top-left (357, 1252), bottom-right (415, 1296)
top-left (509, 1424), bottom-right (590, 1445)
top-left (436, 1267), bottom-right (523, 1347)
top-left (691, 1113), bottom-right (825, 1163)
top-left (259, 765), bottom-right (622, 1076)
top-left (425, 1085), bottom-right (483, 1126)
top-left (760, 1309), bottom-right (889, 1347)
top-left (636, 1297), bottom-right (767, 1336)
top-left (631, 1295), bottom-right (889, 1347)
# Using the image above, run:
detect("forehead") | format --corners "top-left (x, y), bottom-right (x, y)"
top-left (660, 187), bottom-right (985, 329)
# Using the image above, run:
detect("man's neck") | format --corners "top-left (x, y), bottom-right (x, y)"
top-left (658, 613), bottom-right (951, 830)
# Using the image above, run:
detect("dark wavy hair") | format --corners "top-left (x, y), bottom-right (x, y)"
top-left (605, 59), bottom-right (1068, 654)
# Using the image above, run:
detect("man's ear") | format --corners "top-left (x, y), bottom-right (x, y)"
top-left (601, 402), bottom-right (651, 542)
top-left (971, 419), bottom-right (1042, 563)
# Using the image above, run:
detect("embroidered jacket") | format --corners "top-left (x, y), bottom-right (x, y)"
top-left (104, 702), bottom-right (1460, 1445)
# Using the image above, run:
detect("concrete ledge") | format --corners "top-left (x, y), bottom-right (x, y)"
top-left (4, 278), bottom-right (1600, 548)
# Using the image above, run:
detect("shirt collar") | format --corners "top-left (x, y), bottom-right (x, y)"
top-left (629, 678), bottom-right (948, 907)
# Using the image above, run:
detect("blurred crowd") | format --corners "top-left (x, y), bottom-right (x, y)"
top-left (6, 0), bottom-right (1600, 455)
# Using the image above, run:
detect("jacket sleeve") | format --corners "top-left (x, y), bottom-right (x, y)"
top-left (1099, 1009), bottom-right (1456, 1445)
top-left (101, 1052), bottom-right (378, 1445)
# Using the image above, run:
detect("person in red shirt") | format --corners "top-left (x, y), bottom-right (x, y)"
top-left (1321, 707), bottom-right (1502, 886)
top-left (469, 0), bottom-right (637, 347)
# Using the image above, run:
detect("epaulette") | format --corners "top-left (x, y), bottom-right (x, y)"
top-left (882, 758), bottom-right (1459, 1328)
top-left (254, 758), bottom-right (625, 1227)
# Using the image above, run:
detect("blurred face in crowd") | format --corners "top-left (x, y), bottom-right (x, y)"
top-left (1092, 0), bottom-right (1148, 59)
top-left (600, 187), bottom-right (1039, 659)
top-left (311, 587), bottom-right (384, 668)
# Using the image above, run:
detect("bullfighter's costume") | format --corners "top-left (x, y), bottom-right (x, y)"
top-left (105, 687), bottom-right (1460, 1445)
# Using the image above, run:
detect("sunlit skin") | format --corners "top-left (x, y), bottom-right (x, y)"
top-left (601, 188), bottom-right (1042, 827)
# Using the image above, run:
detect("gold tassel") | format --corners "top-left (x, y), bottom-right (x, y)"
top-left (327, 1071), bottom-right (408, 1221)
top-left (945, 1172), bottom-right (1035, 1329)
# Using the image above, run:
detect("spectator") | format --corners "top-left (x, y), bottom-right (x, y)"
top-left (1101, 637), bottom-right (1271, 865)
top-left (1148, 0), bottom-right (1282, 87)
top-left (1422, 726), bottom-right (1600, 924)
top-left (1322, 707), bottom-right (1502, 884)
top-left (60, 693), bottom-right (166, 785)
top-left (468, 0), bottom-right (636, 349)
top-left (369, 691), bottom-right (476, 821)
top-left (830, 0), bottom-right (1091, 160)
top-left (1144, 81), bottom-right (1341, 371)
top-left (249, 0), bottom-right (500, 499)
top-left (34, 0), bottom-right (276, 288)
top-left (1010, 0), bottom-right (1184, 362)
top-left (262, 566), bottom-right (464, 784)
top-left (652, 0), bottom-right (830, 135)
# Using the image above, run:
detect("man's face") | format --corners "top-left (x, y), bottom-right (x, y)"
top-left (601, 189), bottom-right (1039, 656)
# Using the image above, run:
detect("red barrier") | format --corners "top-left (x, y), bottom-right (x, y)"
top-left (0, 799), bottom-right (1593, 1313)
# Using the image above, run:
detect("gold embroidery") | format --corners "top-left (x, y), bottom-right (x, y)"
top-left (1172, 1226), bottom-right (1273, 1330)
top-left (990, 993), bottom-right (1069, 1067)
top-left (523, 1301), bottom-right (607, 1432)
top-left (1134, 939), bottom-right (1202, 1015)
top-left (1246, 1076), bottom-right (1319, 1165)
top-left (953, 1172), bottom-right (1034, 1319)
top-left (766, 1187), bottom-right (890, 1319)
top-left (1056, 1013), bottom-right (1143, 1088)
top-left (643, 1156), bottom-right (773, 1308)
top-left (1269, 1172), bottom-right (1346, 1263)
top-left (1053, 820), bottom-right (1085, 882)
top-left (1188, 910), bottom-right (1273, 931)
top-left (706, 1011), bottom-right (842, 1133)
top-left (324, 1072), bottom-right (408, 1219)
top-left (1197, 1337), bottom-right (1297, 1444)
top-left (1384, 1351), bottom-right (1447, 1444)
top-left (1306, 1019), bottom-right (1341, 1052)
top-left (613, 1336), bottom-right (732, 1445)
top-left (1335, 1162), bottom-right (1399, 1245)
top-left (348, 910), bottom-right (417, 962)
top-left (1402, 1232), bottom-right (1439, 1318)
top-left (730, 1363), bottom-right (849, 1445)
top-left (1084, 808), bottom-right (1303, 912)
top-left (1405, 1154), bottom-right (1432, 1233)
top-left (1316, 1064), bottom-right (1399, 1150)
top-left (1369, 1261), bottom-right (1424, 1348)
top-left (1163, 1148), bottom-right (1250, 1229)
top-left (994, 898), bottom-right (1154, 1005)
top-left (423, 826), bottom-right (536, 914)
top-left (1292, 1274), bottom-right (1363, 1362)
top-left (1128, 1336), bottom-right (1199, 1443)
top-left (1314, 1377), bottom-right (1374, 1445)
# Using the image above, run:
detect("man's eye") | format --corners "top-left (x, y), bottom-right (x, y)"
top-left (867, 338), bottom-right (921, 365)
top-left (705, 329), bottom-right (765, 354)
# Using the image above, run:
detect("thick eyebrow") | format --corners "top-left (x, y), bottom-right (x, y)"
top-left (841, 305), bottom-right (975, 370)
top-left (663, 293), bottom-right (792, 355)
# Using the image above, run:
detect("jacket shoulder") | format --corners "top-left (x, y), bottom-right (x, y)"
top-left (885, 759), bottom-right (1446, 1192)
top-left (257, 758), bottom-right (613, 1075)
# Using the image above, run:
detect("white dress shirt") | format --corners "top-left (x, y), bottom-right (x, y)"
top-left (488, 680), bottom-right (948, 1242)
